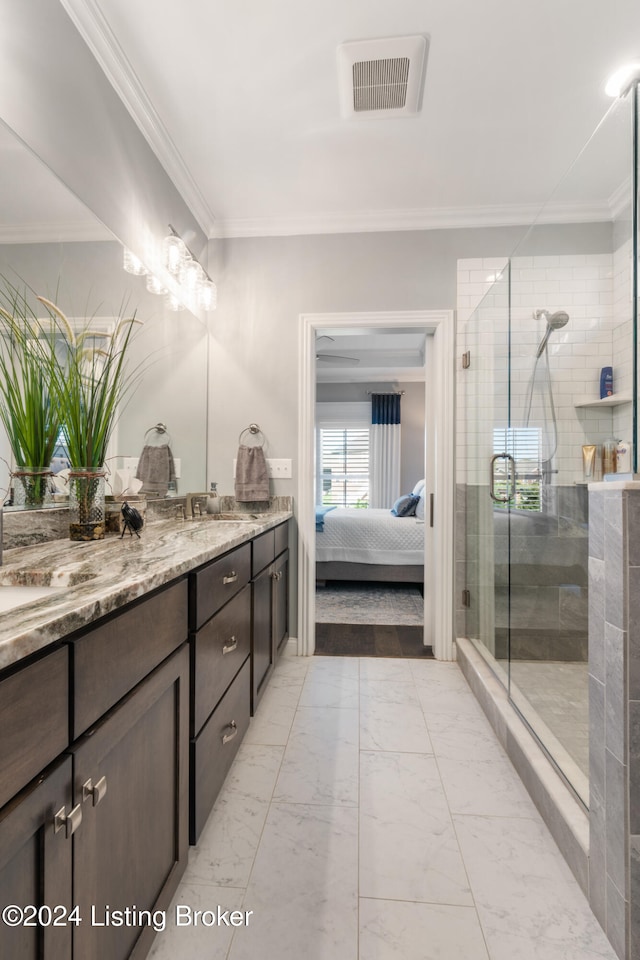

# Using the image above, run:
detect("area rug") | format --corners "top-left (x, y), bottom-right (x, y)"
top-left (315, 583), bottom-right (424, 626)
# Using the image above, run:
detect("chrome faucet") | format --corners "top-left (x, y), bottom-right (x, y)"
top-left (185, 492), bottom-right (210, 519)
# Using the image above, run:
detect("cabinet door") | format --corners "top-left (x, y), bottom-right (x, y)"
top-left (71, 644), bottom-right (189, 960)
top-left (273, 549), bottom-right (289, 658)
top-left (0, 756), bottom-right (73, 960)
top-left (251, 564), bottom-right (274, 712)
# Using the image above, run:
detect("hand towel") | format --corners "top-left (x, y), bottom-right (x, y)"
top-left (135, 444), bottom-right (176, 497)
top-left (235, 445), bottom-right (270, 501)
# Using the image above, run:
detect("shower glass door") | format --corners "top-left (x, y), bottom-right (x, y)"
top-left (462, 263), bottom-right (511, 686)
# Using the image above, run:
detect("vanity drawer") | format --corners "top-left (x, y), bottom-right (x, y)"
top-left (192, 542), bottom-right (251, 629)
top-left (0, 646), bottom-right (68, 809)
top-left (252, 528), bottom-right (275, 576)
top-left (72, 579), bottom-right (188, 738)
top-left (192, 585), bottom-right (251, 735)
top-left (274, 520), bottom-right (289, 557)
top-left (190, 657), bottom-right (250, 844)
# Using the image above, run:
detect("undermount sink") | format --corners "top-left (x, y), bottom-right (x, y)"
top-left (0, 584), bottom-right (65, 614)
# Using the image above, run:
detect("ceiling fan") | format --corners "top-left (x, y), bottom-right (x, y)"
top-left (315, 335), bottom-right (360, 365)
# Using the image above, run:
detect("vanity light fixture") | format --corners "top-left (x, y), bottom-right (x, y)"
top-left (145, 274), bottom-right (167, 295)
top-left (605, 61), bottom-right (640, 98)
top-left (163, 225), bottom-right (217, 312)
top-left (123, 248), bottom-right (147, 276)
top-left (165, 291), bottom-right (186, 312)
top-left (162, 233), bottom-right (187, 276)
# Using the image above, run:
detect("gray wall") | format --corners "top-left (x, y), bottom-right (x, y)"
top-left (207, 223), bottom-right (612, 496)
top-left (316, 381), bottom-right (425, 495)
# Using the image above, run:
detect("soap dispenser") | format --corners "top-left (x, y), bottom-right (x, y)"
top-left (206, 482), bottom-right (221, 514)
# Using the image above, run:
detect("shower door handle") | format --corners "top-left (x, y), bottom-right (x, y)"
top-left (489, 453), bottom-right (516, 503)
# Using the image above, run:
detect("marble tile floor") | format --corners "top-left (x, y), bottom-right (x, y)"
top-left (148, 649), bottom-right (616, 960)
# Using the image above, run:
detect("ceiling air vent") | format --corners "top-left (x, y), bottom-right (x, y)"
top-left (338, 36), bottom-right (428, 119)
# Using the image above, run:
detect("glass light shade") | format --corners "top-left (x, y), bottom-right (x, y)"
top-left (180, 258), bottom-right (203, 291)
top-left (163, 234), bottom-right (187, 275)
top-left (605, 62), bottom-right (640, 98)
top-left (123, 248), bottom-right (146, 276)
top-left (146, 273), bottom-right (167, 295)
top-left (165, 291), bottom-right (185, 312)
top-left (198, 279), bottom-right (218, 311)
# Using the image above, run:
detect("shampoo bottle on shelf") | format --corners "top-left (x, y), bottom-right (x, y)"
top-left (600, 366), bottom-right (613, 399)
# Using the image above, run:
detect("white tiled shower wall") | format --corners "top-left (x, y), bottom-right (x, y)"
top-left (457, 249), bottom-right (633, 486)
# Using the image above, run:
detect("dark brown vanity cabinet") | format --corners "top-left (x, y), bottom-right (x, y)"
top-left (251, 521), bottom-right (289, 712)
top-left (0, 580), bottom-right (189, 960)
top-left (71, 644), bottom-right (188, 960)
top-left (189, 543), bottom-right (252, 844)
top-left (0, 756), bottom-right (73, 960)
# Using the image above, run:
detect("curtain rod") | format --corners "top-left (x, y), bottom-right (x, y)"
top-left (366, 390), bottom-right (405, 395)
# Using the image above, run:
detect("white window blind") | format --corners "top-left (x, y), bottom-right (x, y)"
top-left (318, 428), bottom-right (370, 507)
top-left (492, 427), bottom-right (541, 511)
top-left (316, 402), bottom-right (371, 508)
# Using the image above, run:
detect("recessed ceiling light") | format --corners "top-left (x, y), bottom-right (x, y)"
top-left (605, 61), bottom-right (640, 98)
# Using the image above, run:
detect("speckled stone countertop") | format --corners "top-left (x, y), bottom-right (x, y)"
top-left (0, 511), bottom-right (291, 672)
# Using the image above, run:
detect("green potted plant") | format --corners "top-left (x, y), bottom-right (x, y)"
top-left (0, 281), bottom-right (61, 508)
top-left (40, 296), bottom-right (143, 540)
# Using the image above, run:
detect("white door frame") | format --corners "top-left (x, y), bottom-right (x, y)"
top-left (297, 309), bottom-right (456, 661)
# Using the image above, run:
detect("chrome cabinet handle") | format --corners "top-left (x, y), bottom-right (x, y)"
top-left (221, 720), bottom-right (238, 745)
top-left (489, 453), bottom-right (516, 503)
top-left (82, 775), bottom-right (107, 807)
top-left (222, 636), bottom-right (238, 655)
top-left (222, 572), bottom-right (238, 584)
top-left (54, 803), bottom-right (82, 838)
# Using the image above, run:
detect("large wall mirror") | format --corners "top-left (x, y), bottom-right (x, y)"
top-left (0, 119), bottom-right (208, 506)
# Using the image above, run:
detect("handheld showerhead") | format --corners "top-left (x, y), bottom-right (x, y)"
top-left (535, 309), bottom-right (569, 358)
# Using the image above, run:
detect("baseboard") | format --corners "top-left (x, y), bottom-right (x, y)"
top-left (456, 636), bottom-right (590, 896)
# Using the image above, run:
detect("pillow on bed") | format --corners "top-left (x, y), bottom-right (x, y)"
top-left (415, 494), bottom-right (425, 521)
top-left (412, 478), bottom-right (426, 497)
top-left (391, 493), bottom-right (420, 517)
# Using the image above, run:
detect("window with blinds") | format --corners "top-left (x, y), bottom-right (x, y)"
top-left (492, 427), bottom-right (542, 511)
top-left (318, 427), bottom-right (370, 508)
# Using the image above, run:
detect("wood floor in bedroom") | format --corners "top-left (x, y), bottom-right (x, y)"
top-left (314, 622), bottom-right (433, 658)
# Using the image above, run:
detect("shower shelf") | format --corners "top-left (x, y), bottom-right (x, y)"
top-left (574, 394), bottom-right (632, 408)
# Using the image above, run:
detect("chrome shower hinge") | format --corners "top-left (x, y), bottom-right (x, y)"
top-left (462, 351), bottom-right (471, 369)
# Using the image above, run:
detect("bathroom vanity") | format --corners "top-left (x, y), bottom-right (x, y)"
top-left (0, 510), bottom-right (291, 960)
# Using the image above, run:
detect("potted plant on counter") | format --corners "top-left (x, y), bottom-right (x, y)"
top-left (0, 281), bottom-right (61, 508)
top-left (41, 297), bottom-right (144, 541)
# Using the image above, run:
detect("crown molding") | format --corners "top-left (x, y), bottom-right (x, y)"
top-left (0, 221), bottom-right (114, 244)
top-left (210, 199), bottom-right (615, 239)
top-left (60, 0), bottom-right (216, 236)
top-left (609, 176), bottom-right (632, 221)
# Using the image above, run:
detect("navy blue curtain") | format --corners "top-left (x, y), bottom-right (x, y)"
top-left (371, 393), bottom-right (401, 425)
top-left (370, 393), bottom-right (402, 507)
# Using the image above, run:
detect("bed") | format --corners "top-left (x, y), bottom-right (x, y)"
top-left (315, 480), bottom-right (426, 583)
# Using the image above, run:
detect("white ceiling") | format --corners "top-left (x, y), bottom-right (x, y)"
top-left (62, 0), bottom-right (640, 238)
top-left (316, 331), bottom-right (426, 382)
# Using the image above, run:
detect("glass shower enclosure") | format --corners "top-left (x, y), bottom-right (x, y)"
top-left (460, 83), bottom-right (639, 806)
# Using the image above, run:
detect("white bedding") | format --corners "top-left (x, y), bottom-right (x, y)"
top-left (316, 507), bottom-right (424, 565)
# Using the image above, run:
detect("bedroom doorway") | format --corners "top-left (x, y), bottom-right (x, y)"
top-left (314, 334), bottom-right (429, 657)
top-left (297, 311), bottom-right (455, 661)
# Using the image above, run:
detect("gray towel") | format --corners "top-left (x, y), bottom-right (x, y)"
top-left (136, 444), bottom-right (176, 497)
top-left (235, 445), bottom-right (270, 501)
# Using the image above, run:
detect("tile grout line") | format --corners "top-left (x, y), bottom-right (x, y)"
top-left (413, 660), bottom-right (495, 960)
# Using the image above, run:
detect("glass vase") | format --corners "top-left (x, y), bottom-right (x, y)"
top-left (68, 468), bottom-right (106, 541)
top-left (13, 467), bottom-right (53, 509)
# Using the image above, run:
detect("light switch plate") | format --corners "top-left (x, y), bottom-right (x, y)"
top-left (233, 458), bottom-right (292, 479)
